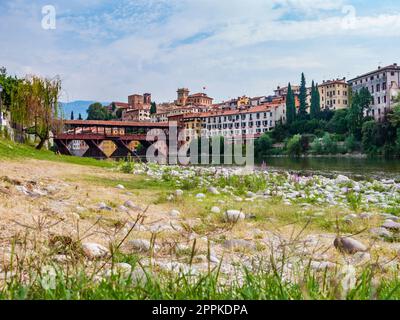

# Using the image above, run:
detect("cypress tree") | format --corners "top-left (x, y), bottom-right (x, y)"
top-left (310, 81), bottom-right (321, 119)
top-left (298, 72), bottom-right (308, 120)
top-left (70, 111), bottom-right (74, 120)
top-left (78, 113), bottom-right (83, 120)
top-left (286, 83), bottom-right (296, 125)
top-left (150, 102), bottom-right (157, 115)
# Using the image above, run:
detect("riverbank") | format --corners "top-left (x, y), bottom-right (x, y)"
top-left (0, 156), bottom-right (400, 299)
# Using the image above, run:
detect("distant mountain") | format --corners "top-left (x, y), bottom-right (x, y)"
top-left (59, 100), bottom-right (110, 120)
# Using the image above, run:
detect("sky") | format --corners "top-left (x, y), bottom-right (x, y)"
top-left (1, 0), bottom-right (400, 104)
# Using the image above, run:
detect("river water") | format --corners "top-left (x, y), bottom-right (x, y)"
top-left (258, 157), bottom-right (400, 181)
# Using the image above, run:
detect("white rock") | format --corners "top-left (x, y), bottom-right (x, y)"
top-left (223, 239), bottom-right (255, 250)
top-left (207, 187), bottom-right (220, 195)
top-left (175, 189), bottom-right (184, 197)
top-left (124, 200), bottom-right (142, 211)
top-left (382, 220), bottom-right (400, 231)
top-left (169, 209), bottom-right (181, 217)
top-left (116, 184), bottom-right (125, 190)
top-left (196, 193), bottom-right (206, 199)
top-left (224, 210), bottom-right (245, 223)
top-left (211, 206), bottom-right (221, 214)
top-left (128, 239), bottom-right (152, 252)
top-left (99, 202), bottom-right (112, 211)
top-left (82, 243), bottom-right (109, 259)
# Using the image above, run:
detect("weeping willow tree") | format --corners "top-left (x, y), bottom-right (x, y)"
top-left (10, 75), bottom-right (62, 149)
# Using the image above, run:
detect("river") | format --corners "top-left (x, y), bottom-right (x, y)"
top-left (258, 157), bottom-right (400, 181)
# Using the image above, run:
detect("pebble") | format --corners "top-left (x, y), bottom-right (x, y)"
top-left (334, 237), bottom-right (367, 254)
top-left (211, 206), bottom-right (221, 214)
top-left (207, 187), bottom-right (220, 195)
top-left (82, 243), bottom-right (109, 259)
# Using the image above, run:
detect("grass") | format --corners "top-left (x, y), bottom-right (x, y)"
top-left (2, 258), bottom-right (400, 300)
top-left (0, 138), bottom-right (113, 168)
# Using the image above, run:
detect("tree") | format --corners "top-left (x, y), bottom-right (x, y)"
top-left (298, 73), bottom-right (308, 120)
top-left (346, 88), bottom-right (372, 139)
top-left (361, 120), bottom-right (379, 155)
top-left (78, 113), bottom-right (83, 120)
top-left (310, 81), bottom-right (320, 119)
top-left (328, 109), bottom-right (348, 134)
top-left (87, 102), bottom-right (112, 120)
top-left (286, 134), bottom-right (303, 157)
top-left (70, 111), bottom-right (74, 120)
top-left (150, 102), bottom-right (157, 115)
top-left (286, 83), bottom-right (296, 125)
top-left (10, 75), bottom-right (62, 150)
top-left (255, 133), bottom-right (273, 159)
top-left (0, 67), bottom-right (20, 110)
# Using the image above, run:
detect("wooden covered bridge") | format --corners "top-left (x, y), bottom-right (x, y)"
top-left (54, 120), bottom-right (176, 159)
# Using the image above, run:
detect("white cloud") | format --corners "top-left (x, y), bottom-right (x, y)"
top-left (1, 0), bottom-right (400, 104)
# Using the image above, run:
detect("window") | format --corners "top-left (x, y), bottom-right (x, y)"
top-left (378, 97), bottom-right (381, 104)
top-left (384, 96), bottom-right (387, 103)
top-left (383, 82), bottom-right (387, 90)
top-left (376, 84), bottom-right (380, 92)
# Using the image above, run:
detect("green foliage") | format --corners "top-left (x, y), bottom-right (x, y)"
top-left (362, 120), bottom-right (383, 156)
top-left (150, 102), bottom-right (157, 115)
top-left (310, 133), bottom-right (339, 154)
top-left (346, 88), bottom-right (372, 140)
top-left (344, 134), bottom-right (358, 153)
top-left (255, 133), bottom-right (273, 159)
top-left (10, 75), bottom-right (62, 150)
top-left (87, 103), bottom-right (114, 121)
top-left (298, 73), bottom-right (308, 120)
top-left (310, 81), bottom-right (321, 119)
top-left (328, 109), bottom-right (348, 134)
top-left (286, 134), bottom-right (305, 157)
top-left (286, 83), bottom-right (296, 125)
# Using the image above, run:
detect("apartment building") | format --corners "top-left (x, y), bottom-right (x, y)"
top-left (318, 78), bottom-right (349, 111)
top-left (348, 64), bottom-right (400, 120)
top-left (180, 101), bottom-right (286, 140)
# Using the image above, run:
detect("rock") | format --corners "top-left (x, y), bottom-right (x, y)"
top-left (104, 263), bottom-right (132, 278)
top-left (246, 191), bottom-right (256, 198)
top-left (130, 267), bottom-right (148, 285)
top-left (359, 213), bottom-right (372, 220)
top-left (352, 252), bottom-right (371, 265)
top-left (233, 196), bottom-right (243, 202)
top-left (310, 261), bottom-right (337, 271)
top-left (207, 187), bottom-right (220, 195)
top-left (209, 255), bottom-right (220, 264)
top-left (223, 239), bottom-right (256, 250)
top-left (224, 210), bottom-right (245, 223)
top-left (169, 209), bottom-right (181, 217)
top-left (82, 243), bottom-right (109, 259)
top-left (127, 239), bottom-right (155, 252)
top-left (124, 200), bottom-right (142, 211)
top-left (211, 206), bottom-right (221, 214)
top-left (382, 220), bottom-right (400, 231)
top-left (196, 193), bottom-right (206, 199)
top-left (98, 202), bottom-right (112, 211)
top-left (370, 227), bottom-right (393, 238)
top-left (334, 237), bottom-right (367, 254)
top-left (118, 205), bottom-right (129, 212)
top-left (175, 189), bottom-right (184, 197)
top-left (116, 184), bottom-right (125, 190)
top-left (336, 175), bottom-right (351, 184)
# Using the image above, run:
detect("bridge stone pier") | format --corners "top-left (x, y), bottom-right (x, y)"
top-left (54, 120), bottom-right (175, 160)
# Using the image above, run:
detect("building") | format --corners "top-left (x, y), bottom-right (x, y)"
top-left (122, 107), bottom-right (151, 121)
top-left (187, 93), bottom-right (214, 106)
top-left (318, 78), bottom-right (349, 111)
top-left (274, 85), bottom-right (300, 97)
top-left (107, 102), bottom-right (130, 116)
top-left (348, 64), bottom-right (400, 120)
top-left (179, 100), bottom-right (286, 140)
top-left (175, 88), bottom-right (213, 107)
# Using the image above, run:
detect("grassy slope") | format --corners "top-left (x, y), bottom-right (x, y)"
top-left (0, 138), bottom-right (113, 168)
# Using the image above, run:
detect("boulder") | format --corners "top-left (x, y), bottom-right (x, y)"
top-left (382, 220), bottom-right (400, 231)
top-left (333, 237), bottom-right (367, 254)
top-left (224, 210), bottom-right (245, 223)
top-left (370, 227), bottom-right (393, 238)
top-left (116, 184), bottom-right (125, 190)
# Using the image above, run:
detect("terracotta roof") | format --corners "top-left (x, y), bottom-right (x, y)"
top-left (63, 120), bottom-right (170, 128)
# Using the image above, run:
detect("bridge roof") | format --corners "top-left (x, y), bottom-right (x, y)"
top-left (63, 120), bottom-right (171, 128)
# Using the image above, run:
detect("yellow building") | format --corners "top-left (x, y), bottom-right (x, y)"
top-left (318, 78), bottom-right (349, 110)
